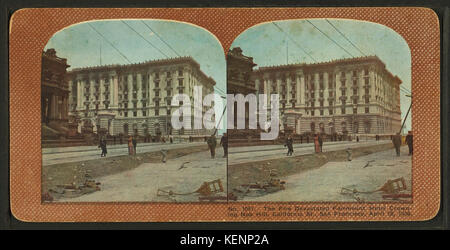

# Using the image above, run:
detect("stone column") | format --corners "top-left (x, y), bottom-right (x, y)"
top-left (113, 75), bottom-right (119, 108)
top-left (298, 74), bottom-right (304, 106)
top-left (324, 72), bottom-right (329, 113)
top-left (100, 77), bottom-right (105, 108)
top-left (137, 73), bottom-right (143, 117)
top-left (359, 71), bottom-right (364, 106)
top-left (286, 76), bottom-right (291, 105)
top-left (51, 95), bottom-right (57, 119)
top-left (137, 73), bottom-right (142, 109)
top-left (76, 80), bottom-right (80, 109)
top-left (128, 74), bottom-right (133, 108)
top-left (89, 78), bottom-right (95, 110)
top-left (108, 75), bottom-right (113, 108)
top-left (335, 71), bottom-right (342, 115)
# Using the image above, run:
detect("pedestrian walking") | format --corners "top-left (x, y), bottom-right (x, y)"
top-left (132, 136), bottom-right (137, 155)
top-left (284, 135), bottom-right (294, 156)
top-left (392, 132), bottom-right (402, 156)
top-left (207, 134), bottom-right (217, 158)
top-left (220, 133), bottom-right (228, 158)
top-left (405, 131), bottom-right (413, 156)
top-left (356, 136), bottom-right (359, 142)
top-left (170, 136), bottom-right (173, 144)
top-left (128, 136), bottom-right (134, 156)
top-left (318, 133), bottom-right (323, 152)
top-left (98, 137), bottom-right (107, 157)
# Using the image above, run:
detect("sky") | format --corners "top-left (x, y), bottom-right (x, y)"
top-left (44, 19), bottom-right (227, 133)
top-left (231, 19), bottom-right (412, 131)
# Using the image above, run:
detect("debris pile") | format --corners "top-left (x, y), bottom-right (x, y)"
top-left (49, 179), bottom-right (101, 198)
top-left (340, 177), bottom-right (410, 202)
top-left (232, 169), bottom-right (286, 199)
top-left (157, 179), bottom-right (230, 202)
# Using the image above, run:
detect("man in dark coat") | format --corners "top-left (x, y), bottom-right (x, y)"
top-left (220, 133), bottom-right (228, 158)
top-left (98, 137), bottom-right (107, 157)
top-left (284, 135), bottom-right (294, 156)
top-left (392, 132), bottom-right (402, 156)
top-left (318, 133), bottom-right (323, 152)
top-left (405, 131), bottom-right (413, 156)
top-left (132, 136), bottom-right (137, 155)
top-left (207, 134), bottom-right (217, 158)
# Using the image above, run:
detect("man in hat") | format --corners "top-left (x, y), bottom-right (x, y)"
top-left (392, 132), bottom-right (402, 157)
top-left (284, 134), bottom-right (294, 156)
top-left (220, 133), bottom-right (228, 158)
top-left (405, 131), bottom-right (413, 156)
top-left (207, 134), bottom-right (217, 159)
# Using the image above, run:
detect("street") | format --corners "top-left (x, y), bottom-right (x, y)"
top-left (59, 150), bottom-right (227, 202)
top-left (43, 141), bottom-right (204, 166)
top-left (243, 146), bottom-right (411, 202)
top-left (229, 140), bottom-right (391, 165)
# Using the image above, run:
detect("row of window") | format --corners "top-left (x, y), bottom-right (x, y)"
top-left (309, 106), bottom-right (370, 116)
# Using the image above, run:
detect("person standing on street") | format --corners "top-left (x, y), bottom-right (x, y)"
top-left (207, 134), bottom-right (217, 159)
top-left (132, 136), bottom-right (137, 155)
top-left (128, 136), bottom-right (134, 156)
top-left (314, 134), bottom-right (320, 153)
top-left (318, 133), bottom-right (323, 152)
top-left (98, 137), bottom-right (107, 157)
top-left (392, 132), bottom-right (402, 156)
top-left (220, 133), bottom-right (228, 158)
top-left (405, 131), bottom-right (413, 156)
top-left (284, 135), bottom-right (294, 156)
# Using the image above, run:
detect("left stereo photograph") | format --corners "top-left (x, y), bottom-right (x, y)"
top-left (41, 20), bottom-right (228, 203)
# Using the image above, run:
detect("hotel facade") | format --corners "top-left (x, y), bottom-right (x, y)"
top-left (67, 57), bottom-right (216, 137)
top-left (252, 55), bottom-right (402, 135)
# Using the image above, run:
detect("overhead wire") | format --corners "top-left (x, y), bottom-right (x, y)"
top-left (140, 20), bottom-right (181, 57)
top-left (325, 19), bottom-right (367, 57)
top-left (87, 23), bottom-right (132, 64)
top-left (305, 19), bottom-right (354, 58)
top-left (120, 20), bottom-right (169, 58)
top-left (272, 22), bottom-right (318, 63)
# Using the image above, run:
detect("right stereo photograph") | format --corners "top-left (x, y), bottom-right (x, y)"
top-left (226, 19), bottom-right (412, 202)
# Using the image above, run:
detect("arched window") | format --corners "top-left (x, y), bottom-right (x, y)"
top-left (133, 123), bottom-right (138, 135)
top-left (123, 123), bottom-right (129, 136)
top-left (329, 122), bottom-right (335, 134)
top-left (319, 123), bottom-right (325, 134)
top-left (365, 121), bottom-right (371, 133)
top-left (341, 122), bottom-right (347, 133)
top-left (310, 122), bottom-right (316, 133)
top-left (354, 121), bottom-right (359, 133)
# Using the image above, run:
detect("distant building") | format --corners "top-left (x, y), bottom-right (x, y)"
top-left (67, 57), bottom-right (216, 137)
top-left (252, 55), bottom-right (402, 135)
top-left (41, 49), bottom-right (70, 130)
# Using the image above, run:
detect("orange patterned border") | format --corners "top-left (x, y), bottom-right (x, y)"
top-left (9, 7), bottom-right (440, 222)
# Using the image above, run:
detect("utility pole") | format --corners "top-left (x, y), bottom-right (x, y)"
top-left (399, 94), bottom-right (412, 134)
top-left (99, 42), bottom-right (102, 66)
top-left (286, 40), bottom-right (289, 64)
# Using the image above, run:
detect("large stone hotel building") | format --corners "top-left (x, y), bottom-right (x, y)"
top-left (67, 57), bottom-right (216, 138)
top-left (250, 52), bottom-right (402, 136)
